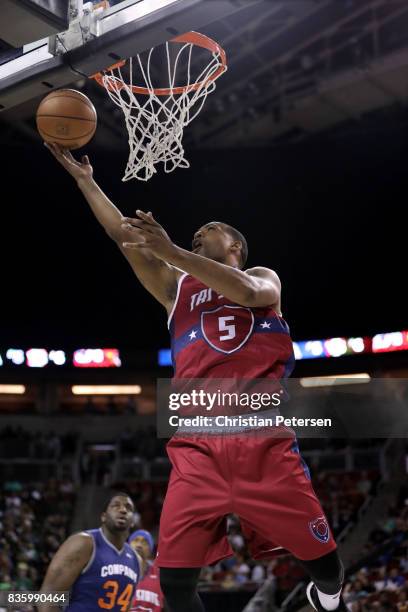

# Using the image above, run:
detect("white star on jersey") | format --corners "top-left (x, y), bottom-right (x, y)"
top-left (189, 330), bottom-right (197, 340)
top-left (260, 321), bottom-right (271, 329)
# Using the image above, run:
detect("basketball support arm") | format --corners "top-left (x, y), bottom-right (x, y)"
top-left (0, 0), bottom-right (263, 112)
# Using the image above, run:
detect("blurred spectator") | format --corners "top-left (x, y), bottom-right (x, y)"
top-left (251, 562), bottom-right (265, 583)
top-left (221, 571), bottom-right (236, 589)
top-left (374, 567), bottom-right (404, 592)
top-left (0, 574), bottom-right (12, 591)
top-left (15, 562), bottom-right (33, 590)
top-left (228, 515), bottom-right (245, 551)
top-left (232, 552), bottom-right (251, 584)
top-left (46, 432), bottom-right (61, 460)
top-left (356, 471), bottom-right (372, 496)
top-left (397, 588), bottom-right (407, 612)
top-left (0, 426), bottom-right (76, 460)
top-left (344, 578), bottom-right (371, 603)
top-left (0, 479), bottom-right (76, 590)
top-left (342, 487), bottom-right (407, 612)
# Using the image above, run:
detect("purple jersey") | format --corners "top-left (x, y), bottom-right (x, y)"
top-left (68, 528), bottom-right (140, 612)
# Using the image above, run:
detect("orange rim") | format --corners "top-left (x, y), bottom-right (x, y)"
top-left (90, 31), bottom-right (227, 96)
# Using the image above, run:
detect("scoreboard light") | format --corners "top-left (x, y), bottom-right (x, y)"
top-left (305, 340), bottom-right (325, 358)
top-left (4, 348), bottom-right (66, 367)
top-left (49, 350), bottom-right (66, 365)
top-left (26, 348), bottom-right (49, 368)
top-left (72, 385), bottom-right (141, 395)
top-left (158, 328), bottom-right (408, 364)
top-left (293, 340), bottom-right (324, 360)
top-left (6, 349), bottom-right (25, 365)
top-left (1, 347), bottom-right (120, 368)
top-left (292, 342), bottom-right (302, 361)
top-left (300, 374), bottom-right (371, 388)
top-left (324, 338), bottom-right (348, 358)
top-left (158, 349), bottom-right (172, 366)
top-left (0, 385), bottom-right (26, 394)
top-left (73, 349), bottom-right (121, 368)
top-left (347, 337), bottom-right (366, 354)
top-left (372, 331), bottom-right (408, 353)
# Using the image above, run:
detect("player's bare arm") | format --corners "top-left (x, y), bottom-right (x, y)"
top-left (123, 211), bottom-right (281, 309)
top-left (38, 533), bottom-right (94, 611)
top-left (244, 266), bottom-right (282, 314)
top-left (44, 143), bottom-right (180, 312)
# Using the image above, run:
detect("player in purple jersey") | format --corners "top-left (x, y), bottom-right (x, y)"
top-left (39, 493), bottom-right (144, 612)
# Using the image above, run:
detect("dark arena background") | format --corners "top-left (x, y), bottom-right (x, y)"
top-left (0, 1), bottom-right (407, 611)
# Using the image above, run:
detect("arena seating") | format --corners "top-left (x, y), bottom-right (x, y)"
top-left (110, 467), bottom-right (384, 603)
top-left (0, 478), bottom-right (76, 592)
top-left (342, 485), bottom-right (408, 612)
top-left (1, 422), bottom-right (404, 609)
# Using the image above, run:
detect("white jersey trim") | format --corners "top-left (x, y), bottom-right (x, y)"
top-left (167, 272), bottom-right (188, 329)
top-left (99, 527), bottom-right (125, 555)
top-left (80, 532), bottom-right (96, 574)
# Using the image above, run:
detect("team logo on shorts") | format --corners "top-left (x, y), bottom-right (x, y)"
top-left (309, 517), bottom-right (330, 543)
top-left (201, 305), bottom-right (254, 354)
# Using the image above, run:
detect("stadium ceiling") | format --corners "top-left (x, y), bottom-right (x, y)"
top-left (1, 0), bottom-right (408, 149)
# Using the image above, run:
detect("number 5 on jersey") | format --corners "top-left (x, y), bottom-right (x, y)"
top-left (201, 306), bottom-right (254, 354)
top-left (219, 316), bottom-right (236, 341)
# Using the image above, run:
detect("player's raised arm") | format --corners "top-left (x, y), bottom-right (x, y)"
top-left (244, 266), bottom-right (281, 311)
top-left (44, 144), bottom-right (180, 313)
top-left (123, 212), bottom-right (281, 309)
top-left (37, 533), bottom-right (93, 611)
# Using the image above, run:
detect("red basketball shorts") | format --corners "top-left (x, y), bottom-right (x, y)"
top-left (157, 434), bottom-right (337, 567)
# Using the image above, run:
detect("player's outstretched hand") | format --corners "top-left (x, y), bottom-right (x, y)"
top-left (44, 142), bottom-right (93, 183)
top-left (121, 210), bottom-right (176, 260)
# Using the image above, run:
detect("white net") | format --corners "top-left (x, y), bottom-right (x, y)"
top-left (96, 34), bottom-right (226, 181)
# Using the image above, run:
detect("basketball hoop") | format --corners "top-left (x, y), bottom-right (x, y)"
top-left (91, 32), bottom-right (227, 181)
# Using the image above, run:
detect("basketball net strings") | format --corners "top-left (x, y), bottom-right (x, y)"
top-left (100, 42), bottom-right (222, 181)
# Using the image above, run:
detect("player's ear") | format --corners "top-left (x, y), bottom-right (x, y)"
top-left (101, 512), bottom-right (106, 524)
top-left (230, 240), bottom-right (242, 255)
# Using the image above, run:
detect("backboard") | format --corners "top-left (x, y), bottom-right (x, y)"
top-left (0, 0), bottom-right (263, 112)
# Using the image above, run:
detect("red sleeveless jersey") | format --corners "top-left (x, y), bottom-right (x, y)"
top-left (168, 273), bottom-right (295, 379)
top-left (130, 562), bottom-right (163, 612)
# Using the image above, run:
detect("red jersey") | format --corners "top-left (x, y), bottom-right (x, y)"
top-left (158, 274), bottom-right (337, 570)
top-left (168, 273), bottom-right (295, 379)
top-left (130, 562), bottom-right (163, 612)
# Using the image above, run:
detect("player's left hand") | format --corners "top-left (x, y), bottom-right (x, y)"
top-left (121, 210), bottom-right (177, 260)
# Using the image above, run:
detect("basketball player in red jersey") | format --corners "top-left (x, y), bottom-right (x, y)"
top-left (128, 530), bottom-right (165, 611)
top-left (46, 142), bottom-right (346, 612)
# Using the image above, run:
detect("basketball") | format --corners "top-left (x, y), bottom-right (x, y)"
top-left (36, 89), bottom-right (97, 150)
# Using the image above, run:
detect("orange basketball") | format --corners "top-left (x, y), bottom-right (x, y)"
top-left (36, 89), bottom-right (97, 150)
